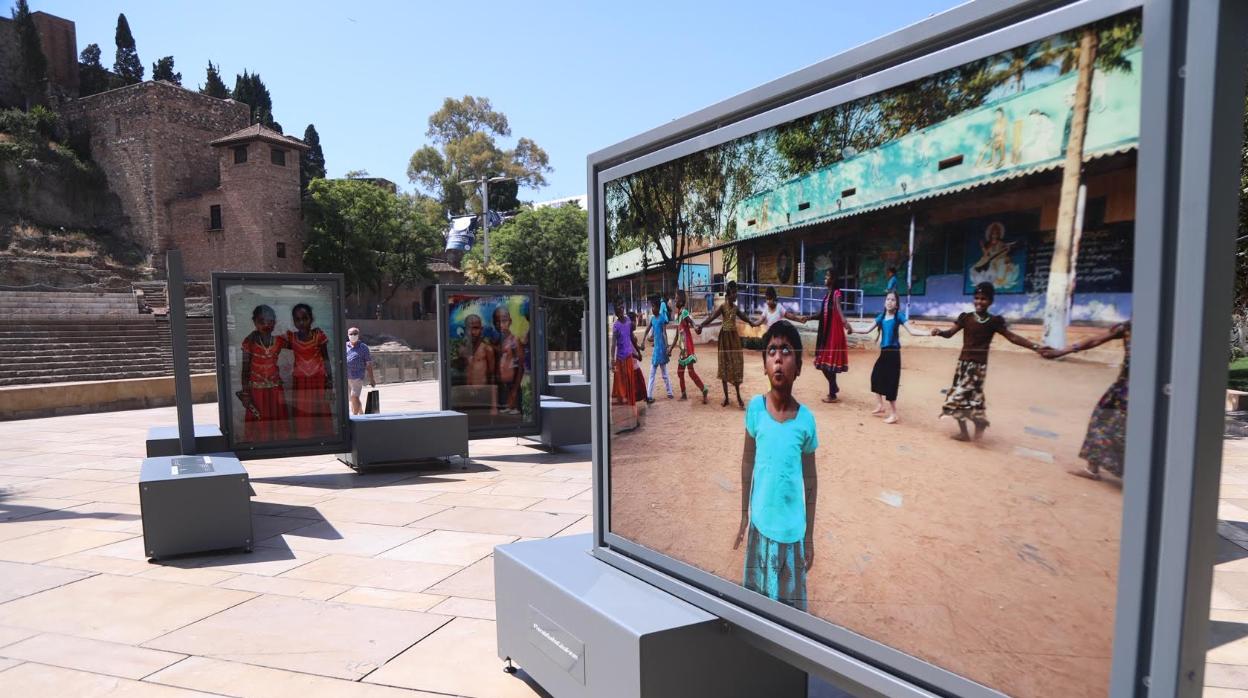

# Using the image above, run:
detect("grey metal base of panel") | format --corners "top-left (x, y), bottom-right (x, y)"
top-left (532, 400), bottom-right (590, 449)
top-left (139, 454), bottom-right (253, 561)
top-left (145, 424), bottom-right (229, 457)
top-left (545, 381), bottom-right (590, 405)
top-left (495, 534), bottom-right (807, 698)
top-left (342, 410), bottom-right (469, 468)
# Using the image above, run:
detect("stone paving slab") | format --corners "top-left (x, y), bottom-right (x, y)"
top-left (0, 379), bottom-right (1241, 697)
top-left (145, 594), bottom-right (449, 679)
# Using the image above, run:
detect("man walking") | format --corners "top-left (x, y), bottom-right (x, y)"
top-left (346, 327), bottom-right (376, 415)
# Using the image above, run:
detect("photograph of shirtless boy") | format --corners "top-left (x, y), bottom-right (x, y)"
top-left (443, 288), bottom-right (537, 435)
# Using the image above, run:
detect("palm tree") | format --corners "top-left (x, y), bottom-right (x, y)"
top-left (1042, 14), bottom-right (1141, 347)
top-left (462, 258), bottom-right (512, 285)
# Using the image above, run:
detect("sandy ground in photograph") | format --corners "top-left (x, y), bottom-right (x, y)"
top-left (609, 335), bottom-right (1125, 698)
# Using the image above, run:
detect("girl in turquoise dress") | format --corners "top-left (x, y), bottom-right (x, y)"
top-left (734, 321), bottom-right (818, 610)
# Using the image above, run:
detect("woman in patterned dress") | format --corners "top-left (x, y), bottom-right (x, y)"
top-left (239, 304), bottom-right (289, 443)
top-left (286, 303), bottom-right (334, 439)
top-left (813, 270), bottom-right (851, 403)
top-left (698, 281), bottom-right (760, 409)
top-left (1041, 321), bottom-right (1131, 480)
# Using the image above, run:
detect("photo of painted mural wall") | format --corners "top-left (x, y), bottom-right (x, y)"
top-left (605, 9), bottom-right (1141, 697)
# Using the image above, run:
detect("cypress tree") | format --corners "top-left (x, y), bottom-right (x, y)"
top-left (300, 124), bottom-right (327, 193)
top-left (151, 56), bottom-right (181, 85)
top-left (232, 70), bottom-right (277, 129)
top-left (113, 13), bottom-right (144, 85)
top-left (200, 61), bottom-right (228, 98)
top-left (12, 0), bottom-right (47, 106)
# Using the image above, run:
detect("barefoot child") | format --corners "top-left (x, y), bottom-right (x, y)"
top-left (930, 282), bottom-right (1045, 440)
top-left (733, 320), bottom-right (818, 611)
top-left (813, 271), bottom-right (851, 403)
top-left (238, 304), bottom-right (289, 442)
top-left (611, 301), bottom-right (641, 432)
top-left (851, 290), bottom-right (924, 424)
top-left (494, 306), bottom-right (524, 415)
top-left (641, 296), bottom-right (674, 403)
top-left (668, 290), bottom-right (709, 402)
top-left (698, 280), bottom-right (759, 408)
top-left (1040, 321), bottom-right (1131, 480)
top-left (286, 303), bottom-right (333, 438)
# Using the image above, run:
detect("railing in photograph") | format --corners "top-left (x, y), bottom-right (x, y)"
top-left (685, 282), bottom-right (865, 318)
top-left (548, 351), bottom-right (583, 371)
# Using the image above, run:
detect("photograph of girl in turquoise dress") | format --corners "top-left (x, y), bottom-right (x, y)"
top-left (734, 321), bottom-right (818, 611)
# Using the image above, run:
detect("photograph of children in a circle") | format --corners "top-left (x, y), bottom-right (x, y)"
top-left (213, 276), bottom-right (346, 454)
top-left (442, 287), bottom-right (537, 435)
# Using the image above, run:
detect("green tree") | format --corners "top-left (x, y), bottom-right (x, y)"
top-left (12, 0), bottom-right (46, 107)
top-left (78, 44), bottom-right (110, 97)
top-left (406, 96), bottom-right (551, 215)
top-left (300, 124), bottom-right (326, 193)
top-left (200, 61), bottom-right (228, 98)
top-left (380, 195), bottom-right (445, 303)
top-left (232, 70), bottom-right (280, 131)
top-left (151, 56), bottom-right (181, 85)
top-left (112, 13), bottom-right (143, 85)
top-left (473, 204), bottom-right (589, 349)
top-left (303, 179), bottom-right (439, 301)
top-left (774, 102), bottom-right (882, 178)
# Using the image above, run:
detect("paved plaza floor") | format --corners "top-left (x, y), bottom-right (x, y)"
top-left (0, 379), bottom-right (1242, 696)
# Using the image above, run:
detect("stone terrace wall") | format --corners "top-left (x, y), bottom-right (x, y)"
top-left (62, 82), bottom-right (250, 261)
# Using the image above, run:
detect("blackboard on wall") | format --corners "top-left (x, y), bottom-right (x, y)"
top-left (1025, 221), bottom-right (1135, 294)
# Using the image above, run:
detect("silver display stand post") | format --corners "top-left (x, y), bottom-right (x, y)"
top-left (495, 534), bottom-right (807, 698)
top-left (167, 251), bottom-right (196, 455)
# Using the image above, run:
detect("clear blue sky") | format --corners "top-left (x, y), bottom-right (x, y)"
top-left (38, 0), bottom-right (959, 203)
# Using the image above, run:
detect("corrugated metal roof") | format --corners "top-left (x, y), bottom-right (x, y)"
top-left (737, 144), bottom-right (1136, 241)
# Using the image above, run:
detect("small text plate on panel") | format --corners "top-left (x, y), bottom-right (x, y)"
top-left (527, 606), bottom-right (585, 684)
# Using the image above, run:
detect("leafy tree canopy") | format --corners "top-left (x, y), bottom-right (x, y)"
top-left (303, 179), bottom-right (442, 301)
top-left (407, 96), bottom-right (551, 215)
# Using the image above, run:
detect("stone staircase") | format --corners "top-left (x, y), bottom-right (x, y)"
top-left (0, 290), bottom-right (139, 316)
top-left (0, 291), bottom-right (218, 387)
top-left (133, 281), bottom-right (168, 313)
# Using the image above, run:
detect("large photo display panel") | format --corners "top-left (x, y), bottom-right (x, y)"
top-left (603, 10), bottom-right (1141, 697)
top-left (213, 274), bottom-right (348, 456)
top-left (438, 285), bottom-right (539, 437)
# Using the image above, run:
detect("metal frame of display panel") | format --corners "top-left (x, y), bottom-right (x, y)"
top-left (436, 284), bottom-right (544, 439)
top-left (211, 272), bottom-right (351, 458)
top-left (585, 1), bottom-right (1247, 696)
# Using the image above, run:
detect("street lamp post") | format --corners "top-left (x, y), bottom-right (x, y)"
top-left (457, 175), bottom-right (513, 265)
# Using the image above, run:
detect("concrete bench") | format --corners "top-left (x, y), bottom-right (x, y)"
top-left (145, 424), bottom-right (229, 457)
top-left (341, 410), bottom-right (469, 468)
top-left (534, 400), bottom-right (591, 450)
top-left (139, 454), bottom-right (253, 560)
top-left (546, 381), bottom-right (591, 405)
